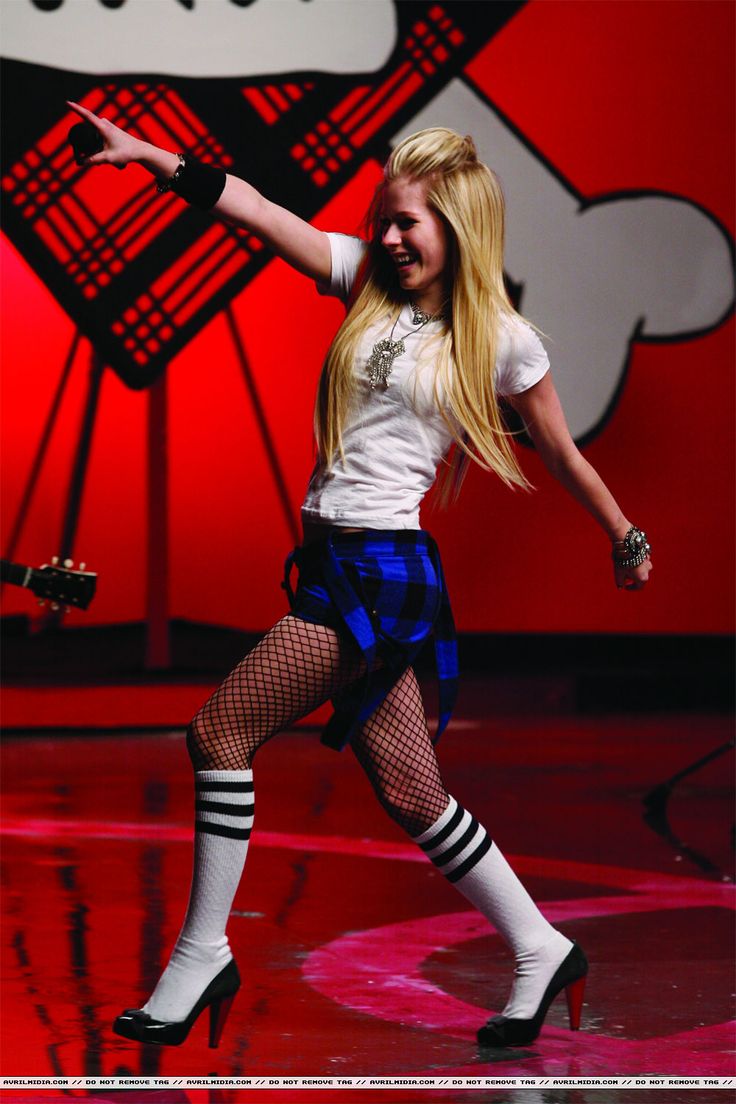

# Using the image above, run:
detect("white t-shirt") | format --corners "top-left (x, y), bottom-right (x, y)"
top-left (301, 233), bottom-right (550, 530)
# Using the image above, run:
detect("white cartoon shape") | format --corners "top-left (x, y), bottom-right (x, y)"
top-left (1, 0), bottom-right (397, 78)
top-left (393, 80), bottom-right (734, 441)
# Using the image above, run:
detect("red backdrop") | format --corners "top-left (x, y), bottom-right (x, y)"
top-left (1, 0), bottom-right (733, 634)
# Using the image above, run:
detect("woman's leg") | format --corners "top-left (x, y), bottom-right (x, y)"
top-left (141, 615), bottom-right (365, 1022)
top-left (350, 667), bottom-right (574, 1021)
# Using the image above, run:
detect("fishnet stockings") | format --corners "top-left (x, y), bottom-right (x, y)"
top-left (187, 615), bottom-right (365, 771)
top-left (186, 615), bottom-right (449, 836)
top-left (351, 666), bottom-right (449, 836)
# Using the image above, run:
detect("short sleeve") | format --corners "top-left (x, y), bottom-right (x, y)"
top-left (316, 233), bottom-right (368, 302)
top-left (494, 316), bottom-right (550, 397)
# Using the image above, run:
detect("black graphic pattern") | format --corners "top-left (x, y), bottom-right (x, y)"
top-left (0, 2), bottom-right (524, 388)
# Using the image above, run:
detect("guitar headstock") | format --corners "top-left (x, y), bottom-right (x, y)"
top-left (33, 558), bottom-right (97, 610)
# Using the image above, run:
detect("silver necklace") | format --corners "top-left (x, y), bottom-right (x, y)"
top-left (366, 301), bottom-right (447, 390)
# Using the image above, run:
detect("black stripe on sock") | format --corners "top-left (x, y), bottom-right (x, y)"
top-left (431, 816), bottom-right (480, 869)
top-left (196, 820), bottom-right (253, 841)
top-left (195, 799), bottom-right (254, 817)
top-left (446, 832), bottom-right (493, 883)
top-left (196, 779), bottom-right (254, 794)
top-left (419, 802), bottom-right (463, 853)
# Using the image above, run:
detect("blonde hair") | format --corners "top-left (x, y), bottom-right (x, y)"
top-left (315, 126), bottom-right (532, 501)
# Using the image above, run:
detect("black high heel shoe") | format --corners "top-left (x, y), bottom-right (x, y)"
top-left (113, 959), bottom-right (240, 1048)
top-left (477, 941), bottom-right (588, 1048)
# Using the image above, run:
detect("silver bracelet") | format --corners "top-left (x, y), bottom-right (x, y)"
top-left (612, 525), bottom-right (651, 569)
top-left (155, 153), bottom-right (186, 194)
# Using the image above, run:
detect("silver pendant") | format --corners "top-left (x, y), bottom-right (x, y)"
top-left (410, 303), bottom-right (432, 326)
top-left (410, 300), bottom-right (447, 326)
top-left (367, 337), bottom-right (405, 389)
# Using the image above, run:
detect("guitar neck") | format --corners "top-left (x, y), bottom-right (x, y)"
top-left (1, 559), bottom-right (33, 588)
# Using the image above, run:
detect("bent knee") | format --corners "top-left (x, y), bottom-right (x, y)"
top-left (185, 712), bottom-right (211, 768)
top-left (186, 707), bottom-right (271, 772)
top-left (185, 711), bottom-right (248, 771)
top-left (375, 781), bottom-right (448, 836)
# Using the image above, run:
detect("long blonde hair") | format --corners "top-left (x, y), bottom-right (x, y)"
top-left (315, 127), bottom-right (531, 500)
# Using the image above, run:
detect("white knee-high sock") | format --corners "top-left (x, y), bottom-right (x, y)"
top-left (143, 769), bottom-right (253, 1021)
top-left (413, 796), bottom-right (573, 1019)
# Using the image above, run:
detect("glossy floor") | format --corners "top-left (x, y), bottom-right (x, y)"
top-left (1, 687), bottom-right (734, 1103)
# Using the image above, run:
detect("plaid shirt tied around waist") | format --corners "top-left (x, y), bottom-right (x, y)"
top-left (282, 530), bottom-right (459, 752)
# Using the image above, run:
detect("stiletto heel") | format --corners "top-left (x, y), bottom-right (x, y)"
top-left (477, 941), bottom-right (588, 1048)
top-left (209, 991), bottom-right (237, 1049)
top-left (564, 973), bottom-right (586, 1031)
top-left (113, 959), bottom-right (240, 1047)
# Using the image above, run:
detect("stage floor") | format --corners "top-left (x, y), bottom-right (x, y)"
top-left (1, 685), bottom-right (734, 1103)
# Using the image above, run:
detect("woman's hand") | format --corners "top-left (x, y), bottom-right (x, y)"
top-left (611, 524), bottom-right (653, 591)
top-left (66, 100), bottom-right (146, 169)
top-left (613, 555), bottom-right (653, 591)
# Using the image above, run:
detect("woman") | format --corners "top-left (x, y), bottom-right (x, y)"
top-left (66, 103), bottom-right (652, 1050)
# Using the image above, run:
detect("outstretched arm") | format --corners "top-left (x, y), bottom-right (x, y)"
top-left (66, 101), bottom-right (331, 284)
top-left (508, 372), bottom-right (653, 590)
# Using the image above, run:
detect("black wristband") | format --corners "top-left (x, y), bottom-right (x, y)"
top-left (169, 156), bottom-right (227, 210)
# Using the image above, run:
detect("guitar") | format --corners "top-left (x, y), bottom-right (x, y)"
top-left (0, 557), bottom-right (97, 610)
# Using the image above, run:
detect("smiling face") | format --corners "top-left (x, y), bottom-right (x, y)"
top-left (378, 175), bottom-right (451, 315)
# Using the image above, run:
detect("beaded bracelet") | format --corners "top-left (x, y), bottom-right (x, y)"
top-left (155, 154), bottom-right (227, 210)
top-left (155, 153), bottom-right (186, 194)
top-left (612, 525), bottom-right (651, 569)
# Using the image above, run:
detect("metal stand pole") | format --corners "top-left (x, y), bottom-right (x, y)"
top-left (3, 330), bottom-right (81, 568)
top-left (43, 348), bottom-right (104, 630)
top-left (224, 305), bottom-right (300, 546)
top-left (58, 351), bottom-right (105, 565)
top-left (145, 371), bottom-right (171, 669)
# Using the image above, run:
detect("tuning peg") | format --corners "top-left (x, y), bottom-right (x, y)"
top-left (37, 599), bottom-right (45, 607)
top-left (79, 563), bottom-right (86, 571)
top-left (64, 606), bottom-right (72, 614)
top-left (63, 558), bottom-right (73, 568)
top-left (51, 556), bottom-right (59, 565)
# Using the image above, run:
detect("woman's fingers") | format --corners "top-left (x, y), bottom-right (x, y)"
top-left (66, 102), bottom-right (141, 168)
top-left (615, 557), bottom-right (652, 590)
top-left (79, 151), bottom-right (108, 167)
top-left (66, 100), bottom-right (103, 128)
